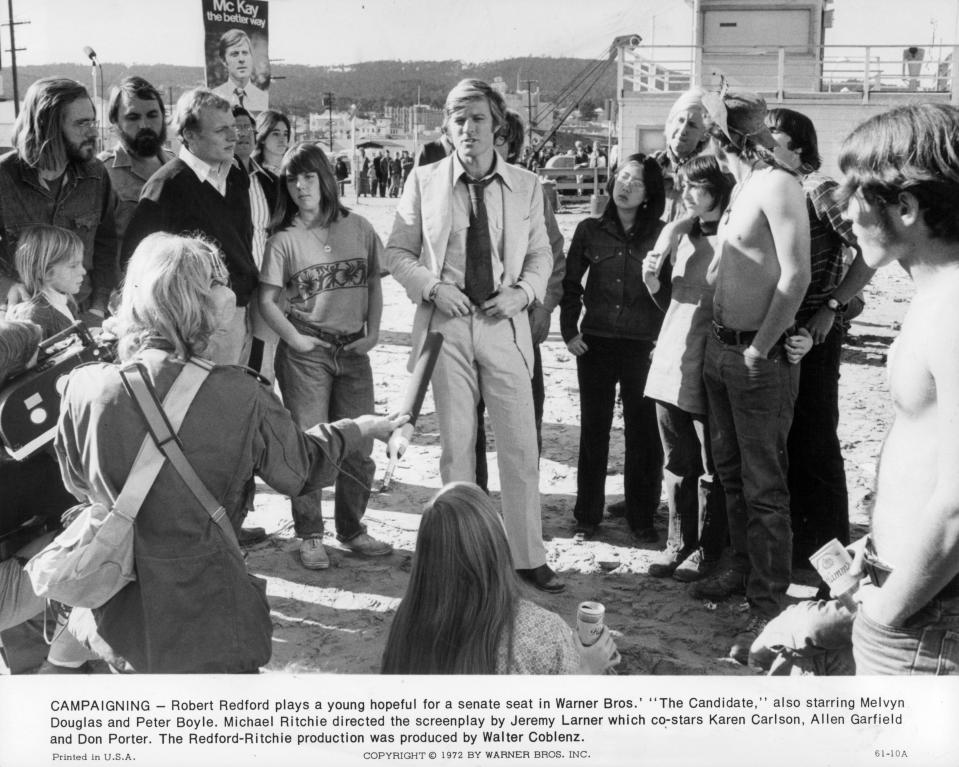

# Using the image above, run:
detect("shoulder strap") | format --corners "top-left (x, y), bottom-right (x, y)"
top-left (121, 359), bottom-right (241, 554)
top-left (111, 358), bottom-right (214, 523)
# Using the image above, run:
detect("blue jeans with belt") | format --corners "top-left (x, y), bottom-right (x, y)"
top-left (274, 340), bottom-right (374, 542)
top-left (574, 336), bottom-right (662, 531)
top-left (703, 333), bottom-right (799, 619)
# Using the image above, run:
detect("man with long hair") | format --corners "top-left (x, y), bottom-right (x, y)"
top-left (0, 77), bottom-right (118, 319)
top-left (696, 89), bottom-right (810, 663)
top-left (765, 107), bottom-right (875, 569)
top-left (836, 104), bottom-right (959, 674)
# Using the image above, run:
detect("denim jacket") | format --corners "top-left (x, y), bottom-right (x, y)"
top-left (0, 151), bottom-right (118, 309)
top-left (560, 207), bottom-right (667, 343)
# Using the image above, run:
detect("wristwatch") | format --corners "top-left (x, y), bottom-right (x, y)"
top-left (825, 296), bottom-right (844, 312)
top-left (427, 282), bottom-right (443, 303)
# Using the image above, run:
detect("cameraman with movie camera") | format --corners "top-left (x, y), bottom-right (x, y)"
top-left (0, 319), bottom-right (101, 672)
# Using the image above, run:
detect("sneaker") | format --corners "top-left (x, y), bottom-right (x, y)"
top-left (299, 537), bottom-right (330, 570)
top-left (688, 567), bottom-right (747, 601)
top-left (342, 532), bottom-right (393, 557)
top-left (729, 613), bottom-right (769, 665)
top-left (672, 549), bottom-right (720, 583)
top-left (606, 499), bottom-right (627, 518)
top-left (647, 546), bottom-right (689, 578)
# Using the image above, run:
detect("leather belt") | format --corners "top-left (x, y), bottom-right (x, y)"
top-left (288, 318), bottom-right (364, 347)
top-left (711, 321), bottom-right (792, 349)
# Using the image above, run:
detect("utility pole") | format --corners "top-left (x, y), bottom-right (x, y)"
top-left (4, 0), bottom-right (29, 116)
top-left (522, 79), bottom-right (538, 149)
top-left (325, 91), bottom-right (334, 152)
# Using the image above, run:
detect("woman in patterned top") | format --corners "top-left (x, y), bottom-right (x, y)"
top-left (381, 482), bottom-right (620, 674)
top-left (259, 141), bottom-right (390, 572)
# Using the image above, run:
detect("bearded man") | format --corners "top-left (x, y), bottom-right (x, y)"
top-left (0, 77), bottom-right (117, 317)
top-left (99, 76), bottom-right (176, 250)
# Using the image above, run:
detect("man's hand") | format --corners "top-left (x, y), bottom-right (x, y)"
top-left (785, 327), bottom-right (813, 364)
top-left (353, 412), bottom-right (410, 443)
top-left (528, 305), bottom-right (551, 345)
top-left (805, 306), bottom-right (837, 344)
top-left (289, 333), bottom-right (323, 354)
top-left (566, 333), bottom-right (588, 356)
top-left (433, 283), bottom-right (473, 318)
top-left (481, 286), bottom-right (528, 319)
top-left (343, 332), bottom-right (378, 355)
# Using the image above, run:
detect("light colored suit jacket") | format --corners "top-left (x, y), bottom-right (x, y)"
top-left (385, 155), bottom-right (553, 373)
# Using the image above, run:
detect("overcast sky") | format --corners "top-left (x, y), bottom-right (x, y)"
top-left (10, 0), bottom-right (959, 68)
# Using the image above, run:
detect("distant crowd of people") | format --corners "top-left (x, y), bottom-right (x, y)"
top-left (1, 70), bottom-right (958, 678)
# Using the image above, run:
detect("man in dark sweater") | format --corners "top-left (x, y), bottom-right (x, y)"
top-left (122, 88), bottom-right (255, 365)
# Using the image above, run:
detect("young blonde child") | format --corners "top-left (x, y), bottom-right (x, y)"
top-left (8, 225), bottom-right (85, 339)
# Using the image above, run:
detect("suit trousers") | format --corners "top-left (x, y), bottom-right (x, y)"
top-left (428, 310), bottom-right (546, 570)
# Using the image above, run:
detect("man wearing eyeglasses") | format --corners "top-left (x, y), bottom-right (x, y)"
top-left (0, 77), bottom-right (118, 320)
top-left (123, 88), bottom-right (256, 366)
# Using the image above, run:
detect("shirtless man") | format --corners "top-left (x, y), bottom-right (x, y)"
top-left (837, 104), bottom-right (959, 674)
top-left (695, 90), bottom-right (810, 664)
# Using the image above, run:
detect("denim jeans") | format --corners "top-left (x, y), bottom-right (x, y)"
top-left (853, 585), bottom-right (959, 674)
top-left (574, 336), bottom-right (663, 530)
top-left (788, 323), bottom-right (849, 563)
top-left (475, 343), bottom-right (544, 492)
top-left (655, 401), bottom-right (727, 560)
top-left (274, 340), bottom-right (374, 541)
top-left (703, 334), bottom-right (799, 618)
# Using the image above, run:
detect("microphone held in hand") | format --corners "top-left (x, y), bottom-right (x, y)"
top-left (379, 332), bottom-right (444, 491)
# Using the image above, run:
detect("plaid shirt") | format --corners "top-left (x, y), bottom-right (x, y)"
top-left (796, 170), bottom-right (858, 326)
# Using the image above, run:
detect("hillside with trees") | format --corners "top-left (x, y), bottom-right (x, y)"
top-left (2, 57), bottom-right (616, 116)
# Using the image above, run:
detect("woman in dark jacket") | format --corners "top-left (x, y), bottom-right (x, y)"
top-left (560, 153), bottom-right (668, 542)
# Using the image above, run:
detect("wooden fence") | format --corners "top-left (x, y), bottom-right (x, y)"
top-left (536, 166), bottom-right (609, 208)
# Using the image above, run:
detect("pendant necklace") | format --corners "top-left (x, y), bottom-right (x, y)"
top-left (301, 214), bottom-right (332, 253)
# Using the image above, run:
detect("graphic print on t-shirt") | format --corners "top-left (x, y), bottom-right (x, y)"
top-left (291, 258), bottom-right (368, 307)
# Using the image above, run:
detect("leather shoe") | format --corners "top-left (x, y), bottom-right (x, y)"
top-left (238, 526), bottom-right (267, 546)
top-left (342, 532), bottom-right (393, 557)
top-left (516, 564), bottom-right (566, 593)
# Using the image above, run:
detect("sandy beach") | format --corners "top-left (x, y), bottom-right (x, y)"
top-left (240, 193), bottom-right (907, 676)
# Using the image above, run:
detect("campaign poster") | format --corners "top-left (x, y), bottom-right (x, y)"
top-left (201, 0), bottom-right (270, 113)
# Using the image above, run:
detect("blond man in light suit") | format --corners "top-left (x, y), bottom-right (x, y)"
top-left (386, 79), bottom-right (562, 592)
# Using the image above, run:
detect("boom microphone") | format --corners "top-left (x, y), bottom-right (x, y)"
top-left (82, 46), bottom-right (98, 62)
top-left (379, 331), bottom-right (444, 491)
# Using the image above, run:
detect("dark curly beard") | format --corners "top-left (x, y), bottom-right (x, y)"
top-left (120, 128), bottom-right (164, 158)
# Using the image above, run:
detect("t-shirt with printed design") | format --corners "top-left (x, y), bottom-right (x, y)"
top-left (260, 211), bottom-right (382, 336)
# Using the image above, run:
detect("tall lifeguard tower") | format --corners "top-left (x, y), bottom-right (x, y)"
top-left (616, 0), bottom-right (957, 173)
